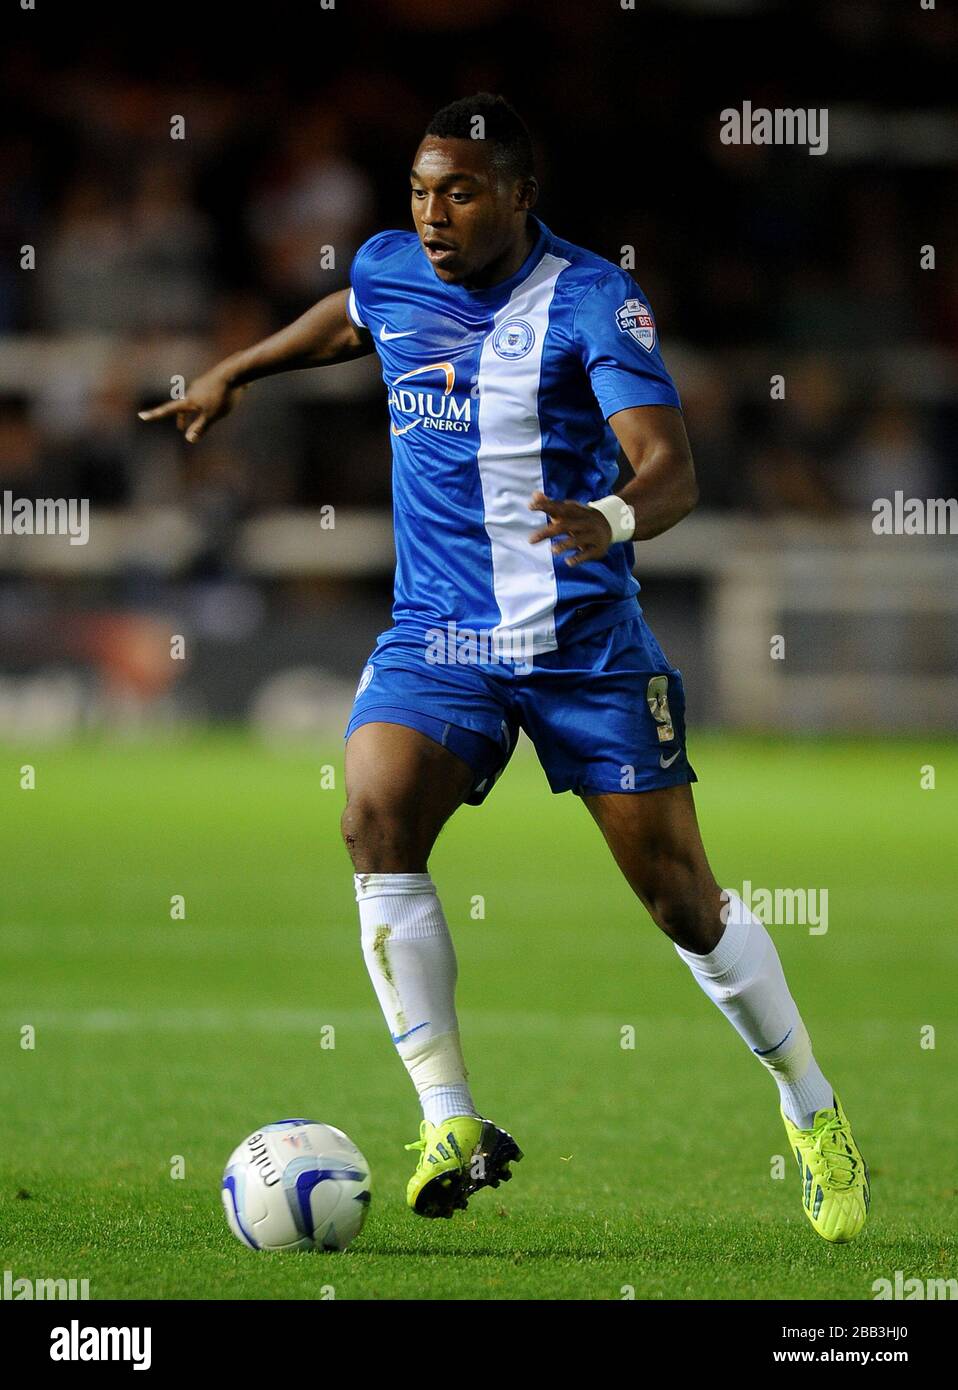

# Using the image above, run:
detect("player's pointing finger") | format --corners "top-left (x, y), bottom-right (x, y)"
top-left (137, 401), bottom-right (181, 421)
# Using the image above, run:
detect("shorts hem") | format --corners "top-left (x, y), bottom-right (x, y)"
top-left (345, 703), bottom-right (503, 746)
top-left (560, 768), bottom-right (698, 797)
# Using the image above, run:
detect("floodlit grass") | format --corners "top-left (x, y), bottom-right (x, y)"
top-left (2, 732), bottom-right (955, 1299)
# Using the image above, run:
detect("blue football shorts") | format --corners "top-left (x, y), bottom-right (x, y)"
top-left (344, 610), bottom-right (697, 805)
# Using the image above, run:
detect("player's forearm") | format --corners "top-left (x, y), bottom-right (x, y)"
top-left (218, 289), bottom-right (370, 387)
top-left (617, 448), bottom-right (699, 540)
top-left (607, 405), bottom-right (698, 541)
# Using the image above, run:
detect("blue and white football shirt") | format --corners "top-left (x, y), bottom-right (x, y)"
top-left (347, 214), bottom-right (681, 656)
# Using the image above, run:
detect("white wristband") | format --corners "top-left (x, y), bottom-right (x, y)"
top-left (587, 494), bottom-right (635, 543)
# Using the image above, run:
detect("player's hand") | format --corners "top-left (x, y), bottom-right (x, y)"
top-left (137, 370), bottom-right (247, 443)
top-left (527, 490), bottom-right (613, 567)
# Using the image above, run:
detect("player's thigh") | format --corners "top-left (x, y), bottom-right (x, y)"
top-left (343, 720), bottom-right (474, 868)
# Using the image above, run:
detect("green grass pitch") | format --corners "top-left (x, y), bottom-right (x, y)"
top-left (1, 731), bottom-right (955, 1300)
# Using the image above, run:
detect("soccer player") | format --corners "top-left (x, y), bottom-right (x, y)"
top-left (141, 94), bottom-right (869, 1243)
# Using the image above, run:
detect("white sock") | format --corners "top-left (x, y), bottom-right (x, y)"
top-left (674, 889), bottom-right (833, 1129)
top-left (355, 872), bottom-right (480, 1127)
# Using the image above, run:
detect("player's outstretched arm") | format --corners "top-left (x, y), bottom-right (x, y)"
top-left (137, 288), bottom-right (373, 443)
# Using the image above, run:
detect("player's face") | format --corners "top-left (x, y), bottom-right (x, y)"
top-left (410, 137), bottom-right (534, 286)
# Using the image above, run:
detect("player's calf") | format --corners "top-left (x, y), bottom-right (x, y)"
top-left (583, 786), bottom-right (724, 952)
top-left (632, 856), bottom-right (725, 953)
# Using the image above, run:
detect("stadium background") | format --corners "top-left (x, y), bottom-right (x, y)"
top-left (2, 0), bottom-right (956, 1304)
top-left (1, 0), bottom-right (955, 734)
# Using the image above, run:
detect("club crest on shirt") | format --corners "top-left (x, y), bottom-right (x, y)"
top-left (615, 298), bottom-right (656, 352)
top-left (492, 319), bottom-right (536, 359)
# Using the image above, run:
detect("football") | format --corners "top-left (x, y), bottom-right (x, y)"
top-left (222, 1120), bottom-right (371, 1252)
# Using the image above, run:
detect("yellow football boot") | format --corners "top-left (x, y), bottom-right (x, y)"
top-left (782, 1094), bottom-right (870, 1243)
top-left (404, 1116), bottom-right (522, 1219)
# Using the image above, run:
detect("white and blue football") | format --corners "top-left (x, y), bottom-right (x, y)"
top-left (222, 1120), bottom-right (371, 1252)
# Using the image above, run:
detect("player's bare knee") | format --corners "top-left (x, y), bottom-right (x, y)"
top-left (340, 797), bottom-right (398, 865)
top-left (341, 796), bottom-right (429, 872)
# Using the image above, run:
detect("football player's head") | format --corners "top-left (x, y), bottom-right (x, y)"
top-left (411, 93), bottom-right (539, 286)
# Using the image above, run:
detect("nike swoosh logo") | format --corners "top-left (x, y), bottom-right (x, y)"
top-left (659, 748), bottom-right (683, 769)
top-left (753, 1026), bottom-right (793, 1057)
top-left (390, 1021), bottom-right (429, 1044)
top-left (390, 418), bottom-right (421, 436)
top-left (380, 324), bottom-right (417, 341)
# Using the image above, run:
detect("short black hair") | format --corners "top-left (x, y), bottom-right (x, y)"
top-left (424, 93), bottom-right (535, 182)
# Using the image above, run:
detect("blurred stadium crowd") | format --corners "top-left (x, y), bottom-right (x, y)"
top-left (0, 0), bottom-right (954, 730)
top-left (3, 0), bottom-right (955, 516)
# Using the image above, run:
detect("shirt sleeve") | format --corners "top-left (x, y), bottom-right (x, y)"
top-left (572, 269), bottom-right (681, 419)
top-left (346, 237), bottom-right (376, 330)
top-left (346, 285), bottom-right (366, 331)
